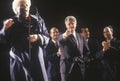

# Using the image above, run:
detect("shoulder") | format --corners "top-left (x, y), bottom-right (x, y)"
top-left (30, 15), bottom-right (38, 21)
top-left (30, 14), bottom-right (44, 22)
top-left (76, 32), bottom-right (84, 39)
top-left (111, 38), bottom-right (120, 44)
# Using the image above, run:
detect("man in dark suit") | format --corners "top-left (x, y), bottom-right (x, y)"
top-left (59, 16), bottom-right (89, 81)
top-left (97, 25), bottom-right (120, 81)
top-left (80, 27), bottom-right (101, 81)
top-left (46, 27), bottom-right (61, 81)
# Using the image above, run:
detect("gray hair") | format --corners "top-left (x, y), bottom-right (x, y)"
top-left (65, 16), bottom-right (77, 24)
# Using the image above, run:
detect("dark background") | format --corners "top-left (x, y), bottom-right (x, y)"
top-left (0, 0), bottom-right (120, 81)
top-left (0, 0), bottom-right (120, 38)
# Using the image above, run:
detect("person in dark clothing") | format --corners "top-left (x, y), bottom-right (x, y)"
top-left (80, 27), bottom-right (101, 81)
top-left (97, 25), bottom-right (120, 81)
top-left (46, 27), bottom-right (61, 81)
top-left (0, 0), bottom-right (49, 81)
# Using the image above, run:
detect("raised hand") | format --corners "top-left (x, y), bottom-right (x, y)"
top-left (3, 18), bottom-right (14, 30)
top-left (63, 29), bottom-right (72, 38)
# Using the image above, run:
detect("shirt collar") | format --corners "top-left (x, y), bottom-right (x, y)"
top-left (72, 31), bottom-right (76, 38)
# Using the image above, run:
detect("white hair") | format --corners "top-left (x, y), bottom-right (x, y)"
top-left (65, 16), bottom-right (77, 24)
top-left (12, 0), bottom-right (31, 14)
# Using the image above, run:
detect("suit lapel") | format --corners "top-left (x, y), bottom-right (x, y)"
top-left (68, 33), bottom-right (84, 56)
top-left (76, 33), bottom-right (84, 55)
top-left (68, 34), bottom-right (77, 47)
top-left (51, 40), bottom-right (58, 50)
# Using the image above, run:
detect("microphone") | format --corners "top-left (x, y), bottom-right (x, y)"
top-left (19, 8), bottom-right (26, 21)
top-left (19, 8), bottom-right (31, 27)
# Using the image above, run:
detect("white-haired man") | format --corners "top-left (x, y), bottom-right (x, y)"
top-left (0, 0), bottom-right (49, 81)
top-left (59, 16), bottom-right (89, 81)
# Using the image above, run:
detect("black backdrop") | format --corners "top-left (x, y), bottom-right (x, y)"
top-left (0, 0), bottom-right (120, 81)
top-left (0, 0), bottom-right (120, 39)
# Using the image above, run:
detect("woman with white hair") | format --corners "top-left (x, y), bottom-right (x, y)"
top-left (1, 0), bottom-right (49, 81)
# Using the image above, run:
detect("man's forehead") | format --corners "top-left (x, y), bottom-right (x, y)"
top-left (69, 18), bottom-right (75, 21)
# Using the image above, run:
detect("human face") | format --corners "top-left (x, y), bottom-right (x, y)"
top-left (50, 28), bottom-right (59, 41)
top-left (103, 27), bottom-right (113, 40)
top-left (17, 1), bottom-right (30, 17)
top-left (65, 18), bottom-right (77, 33)
top-left (81, 28), bottom-right (90, 40)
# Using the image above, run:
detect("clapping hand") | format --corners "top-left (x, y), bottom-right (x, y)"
top-left (102, 41), bottom-right (110, 52)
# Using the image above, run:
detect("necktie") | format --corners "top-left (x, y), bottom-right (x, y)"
top-left (73, 34), bottom-right (79, 47)
top-left (55, 41), bottom-right (59, 48)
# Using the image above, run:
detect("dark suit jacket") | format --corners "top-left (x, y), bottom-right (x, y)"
top-left (46, 39), bottom-right (61, 81)
top-left (96, 38), bottom-right (120, 81)
top-left (59, 33), bottom-right (88, 81)
top-left (85, 38), bottom-right (101, 81)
